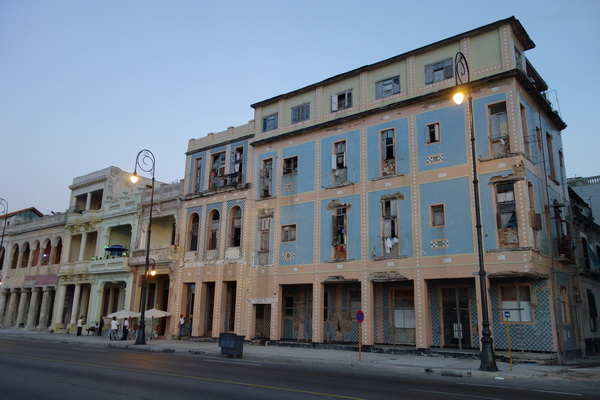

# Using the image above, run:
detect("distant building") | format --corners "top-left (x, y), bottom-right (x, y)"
top-left (569, 175), bottom-right (600, 222)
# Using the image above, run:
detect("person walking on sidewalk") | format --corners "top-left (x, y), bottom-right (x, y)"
top-left (121, 318), bottom-right (129, 341)
top-left (108, 316), bottom-right (119, 341)
top-left (179, 314), bottom-right (185, 338)
top-left (97, 317), bottom-right (104, 336)
top-left (76, 316), bottom-right (84, 336)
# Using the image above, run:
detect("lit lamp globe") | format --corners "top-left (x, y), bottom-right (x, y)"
top-left (130, 172), bottom-right (139, 184)
top-left (453, 92), bottom-right (465, 105)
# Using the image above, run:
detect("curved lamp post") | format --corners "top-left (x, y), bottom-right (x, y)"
top-left (453, 52), bottom-right (498, 372)
top-left (0, 198), bottom-right (8, 281)
top-left (131, 150), bottom-right (155, 345)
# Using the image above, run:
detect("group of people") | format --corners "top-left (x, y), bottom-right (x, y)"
top-left (76, 315), bottom-right (130, 341)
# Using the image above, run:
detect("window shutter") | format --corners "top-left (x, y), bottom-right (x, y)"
top-left (376, 81), bottom-right (383, 99)
top-left (393, 77), bottom-right (400, 93)
top-left (347, 91), bottom-right (352, 108)
top-left (331, 154), bottom-right (337, 170)
top-left (425, 65), bottom-right (434, 84)
top-left (292, 107), bottom-right (299, 123)
top-left (331, 95), bottom-right (338, 111)
top-left (444, 59), bottom-right (454, 80)
top-left (332, 215), bottom-right (337, 245)
top-left (304, 103), bottom-right (310, 120)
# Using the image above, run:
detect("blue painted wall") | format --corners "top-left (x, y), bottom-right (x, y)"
top-left (281, 142), bottom-right (315, 196)
top-left (416, 107), bottom-right (467, 171)
top-left (420, 177), bottom-right (474, 256)
top-left (366, 118), bottom-right (410, 179)
top-left (320, 130), bottom-right (361, 187)
top-left (279, 202), bottom-right (315, 265)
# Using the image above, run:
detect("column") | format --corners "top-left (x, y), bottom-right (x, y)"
top-left (0, 289), bottom-right (8, 323)
top-left (37, 287), bottom-right (54, 330)
top-left (86, 192), bottom-right (91, 210)
top-left (70, 284), bottom-right (82, 325)
top-left (16, 289), bottom-right (29, 327)
top-left (4, 289), bottom-right (18, 326)
top-left (26, 288), bottom-right (41, 329)
top-left (78, 232), bottom-right (88, 262)
top-left (80, 284), bottom-right (90, 319)
top-left (107, 287), bottom-right (115, 313)
top-left (49, 246), bottom-right (57, 266)
top-left (51, 285), bottom-right (67, 328)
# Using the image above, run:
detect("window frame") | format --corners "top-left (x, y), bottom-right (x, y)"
top-left (426, 122), bottom-right (441, 144)
top-left (425, 58), bottom-right (453, 84)
top-left (262, 113), bottom-right (278, 132)
top-left (281, 224), bottom-right (297, 242)
top-left (229, 206), bottom-right (242, 248)
top-left (207, 210), bottom-right (220, 251)
top-left (291, 103), bottom-right (310, 124)
top-left (375, 76), bottom-right (400, 99)
top-left (283, 156), bottom-right (298, 175)
top-left (430, 204), bottom-right (445, 227)
top-left (500, 284), bottom-right (534, 323)
top-left (381, 129), bottom-right (395, 161)
top-left (331, 89), bottom-right (353, 112)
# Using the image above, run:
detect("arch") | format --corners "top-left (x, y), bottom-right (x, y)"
top-left (206, 210), bottom-right (220, 251)
top-left (54, 238), bottom-right (63, 264)
top-left (229, 206), bottom-right (242, 248)
top-left (10, 244), bottom-right (19, 269)
top-left (41, 238), bottom-right (52, 265)
top-left (20, 242), bottom-right (30, 268)
top-left (188, 213), bottom-right (199, 252)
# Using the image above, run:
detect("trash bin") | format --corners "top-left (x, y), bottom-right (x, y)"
top-left (219, 333), bottom-right (244, 357)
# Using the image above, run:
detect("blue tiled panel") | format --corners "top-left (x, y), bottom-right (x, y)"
top-left (279, 202), bottom-right (315, 266)
top-left (490, 279), bottom-right (554, 352)
top-left (366, 118), bottom-right (410, 180)
top-left (419, 178), bottom-right (474, 256)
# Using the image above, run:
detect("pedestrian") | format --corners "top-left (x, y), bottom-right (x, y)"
top-left (179, 314), bottom-right (185, 338)
top-left (76, 316), bottom-right (84, 336)
top-left (97, 317), bottom-right (104, 336)
top-left (109, 316), bottom-right (119, 341)
top-left (121, 317), bottom-right (129, 341)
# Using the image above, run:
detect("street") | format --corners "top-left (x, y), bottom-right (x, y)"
top-left (0, 339), bottom-right (597, 400)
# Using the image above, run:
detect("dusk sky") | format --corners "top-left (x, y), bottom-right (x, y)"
top-left (1, 1), bottom-right (598, 214)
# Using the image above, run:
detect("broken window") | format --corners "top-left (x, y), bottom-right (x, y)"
top-left (332, 141), bottom-right (347, 184)
top-left (375, 76), bottom-right (400, 99)
top-left (260, 159), bottom-right (273, 198)
top-left (194, 157), bottom-right (202, 193)
top-left (283, 156), bottom-right (298, 175)
top-left (258, 216), bottom-right (271, 266)
top-left (189, 213), bottom-right (199, 251)
top-left (381, 129), bottom-right (396, 176)
top-left (332, 207), bottom-right (347, 261)
top-left (489, 102), bottom-right (510, 157)
top-left (426, 123), bottom-right (440, 144)
top-left (425, 58), bottom-right (453, 84)
top-left (210, 152), bottom-right (226, 189)
top-left (496, 183), bottom-right (519, 247)
top-left (229, 207), bottom-right (241, 247)
top-left (281, 225), bottom-right (296, 242)
top-left (262, 113), bottom-right (278, 132)
top-left (431, 204), bottom-right (445, 227)
top-left (231, 148), bottom-right (243, 186)
top-left (381, 199), bottom-right (399, 256)
top-left (331, 89), bottom-right (352, 112)
top-left (207, 211), bottom-right (220, 250)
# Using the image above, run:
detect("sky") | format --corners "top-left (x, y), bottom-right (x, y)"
top-left (0, 1), bottom-right (599, 215)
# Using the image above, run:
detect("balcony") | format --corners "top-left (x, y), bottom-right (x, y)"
top-left (129, 246), bottom-right (177, 266)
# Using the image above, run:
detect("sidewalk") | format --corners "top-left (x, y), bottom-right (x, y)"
top-left (1, 328), bottom-right (598, 382)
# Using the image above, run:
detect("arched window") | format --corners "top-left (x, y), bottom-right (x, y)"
top-left (20, 242), bottom-right (30, 268)
top-left (10, 244), bottom-right (19, 269)
top-left (207, 211), bottom-right (220, 250)
top-left (229, 207), bottom-right (241, 247)
top-left (188, 214), bottom-right (199, 251)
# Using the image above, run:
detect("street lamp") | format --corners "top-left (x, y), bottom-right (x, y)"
top-left (453, 52), bottom-right (498, 372)
top-left (131, 149), bottom-right (155, 345)
top-left (0, 198), bottom-right (8, 274)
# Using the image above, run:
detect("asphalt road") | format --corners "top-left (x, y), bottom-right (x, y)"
top-left (0, 339), bottom-right (597, 400)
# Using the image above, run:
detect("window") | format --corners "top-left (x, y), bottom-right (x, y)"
top-left (189, 214), bottom-right (199, 251)
top-left (425, 58), bottom-right (453, 84)
top-left (520, 104), bottom-right (530, 158)
top-left (207, 211), bottom-right (220, 250)
top-left (376, 76), bottom-right (400, 99)
top-left (194, 157), bottom-right (202, 193)
top-left (260, 159), bottom-right (273, 198)
top-left (332, 207), bottom-right (347, 260)
top-left (382, 199), bottom-right (398, 255)
top-left (292, 103), bottom-right (310, 123)
top-left (283, 156), bottom-right (298, 175)
top-left (489, 103), bottom-right (510, 156)
top-left (229, 207), bottom-right (241, 247)
top-left (392, 288), bottom-right (416, 330)
top-left (349, 289), bottom-right (361, 319)
top-left (209, 152), bottom-right (226, 189)
top-left (546, 132), bottom-right (556, 179)
top-left (496, 183), bottom-right (516, 229)
top-left (332, 141), bottom-right (347, 184)
top-left (258, 216), bottom-right (271, 266)
top-left (331, 89), bottom-right (352, 112)
top-left (426, 123), bottom-right (440, 144)
top-left (431, 204), bottom-right (445, 227)
top-left (262, 113), bottom-right (278, 132)
top-left (281, 225), bottom-right (296, 242)
top-left (501, 285), bottom-right (533, 322)
top-left (587, 289), bottom-right (598, 332)
top-left (231, 147), bottom-right (243, 186)
top-left (381, 129), bottom-right (395, 160)
top-left (515, 47), bottom-right (523, 70)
